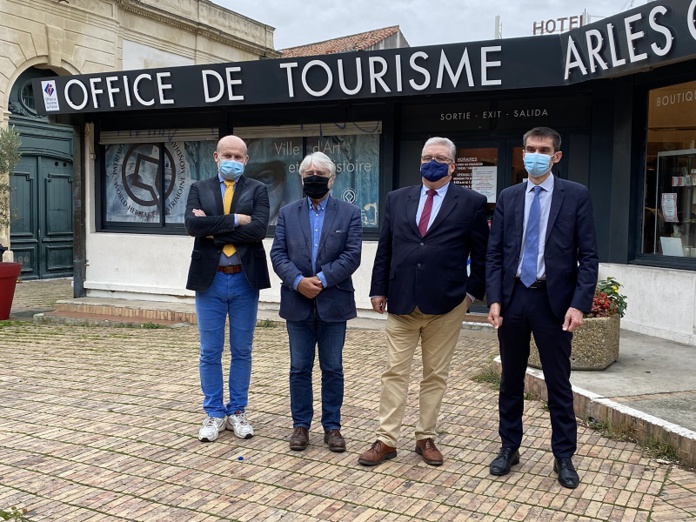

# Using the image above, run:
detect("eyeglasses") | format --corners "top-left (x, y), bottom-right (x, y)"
top-left (421, 155), bottom-right (453, 164)
top-left (303, 170), bottom-right (330, 177)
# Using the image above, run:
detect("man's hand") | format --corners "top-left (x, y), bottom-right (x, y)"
top-left (487, 302), bottom-right (503, 329)
top-left (297, 276), bottom-right (323, 299)
top-left (236, 214), bottom-right (251, 226)
top-left (563, 307), bottom-right (584, 332)
top-left (192, 209), bottom-right (206, 217)
top-left (371, 296), bottom-right (387, 314)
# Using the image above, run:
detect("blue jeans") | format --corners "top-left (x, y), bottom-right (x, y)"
top-left (196, 271), bottom-right (259, 418)
top-left (286, 315), bottom-right (346, 431)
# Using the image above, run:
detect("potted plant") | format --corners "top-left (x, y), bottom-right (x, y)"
top-left (0, 124), bottom-right (22, 321)
top-left (529, 277), bottom-right (628, 370)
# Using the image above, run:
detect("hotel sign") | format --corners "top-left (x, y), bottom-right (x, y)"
top-left (34, 0), bottom-right (696, 115)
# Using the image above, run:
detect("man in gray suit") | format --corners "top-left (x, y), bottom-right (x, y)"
top-left (185, 135), bottom-right (270, 443)
top-left (270, 152), bottom-right (362, 453)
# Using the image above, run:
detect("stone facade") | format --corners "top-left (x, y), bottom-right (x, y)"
top-left (0, 0), bottom-right (278, 255)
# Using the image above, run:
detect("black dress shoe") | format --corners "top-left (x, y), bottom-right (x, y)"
top-left (490, 447), bottom-right (520, 476)
top-left (554, 457), bottom-right (580, 489)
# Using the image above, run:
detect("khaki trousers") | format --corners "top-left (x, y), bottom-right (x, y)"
top-left (376, 299), bottom-right (469, 447)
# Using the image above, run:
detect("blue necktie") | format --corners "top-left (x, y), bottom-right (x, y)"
top-left (521, 185), bottom-right (542, 287)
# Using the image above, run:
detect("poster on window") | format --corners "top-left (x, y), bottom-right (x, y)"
top-left (662, 192), bottom-right (679, 223)
top-left (307, 135), bottom-right (380, 228)
top-left (104, 141), bottom-right (216, 224)
top-left (244, 137), bottom-right (305, 226)
top-left (245, 134), bottom-right (380, 227)
top-left (454, 147), bottom-right (498, 202)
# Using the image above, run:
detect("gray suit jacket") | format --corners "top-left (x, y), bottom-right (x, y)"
top-left (270, 196), bottom-right (362, 322)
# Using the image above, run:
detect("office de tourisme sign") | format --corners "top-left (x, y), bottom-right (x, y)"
top-left (35, 1), bottom-right (696, 115)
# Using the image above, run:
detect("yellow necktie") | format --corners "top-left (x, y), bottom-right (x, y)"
top-left (223, 180), bottom-right (237, 257)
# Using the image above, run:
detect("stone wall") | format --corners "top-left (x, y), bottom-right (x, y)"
top-left (0, 0), bottom-right (278, 256)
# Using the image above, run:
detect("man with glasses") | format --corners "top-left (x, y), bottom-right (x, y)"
top-left (271, 152), bottom-right (362, 453)
top-left (358, 137), bottom-right (489, 467)
top-left (486, 126), bottom-right (598, 488)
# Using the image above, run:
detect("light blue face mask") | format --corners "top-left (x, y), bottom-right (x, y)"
top-left (523, 152), bottom-right (553, 178)
top-left (219, 159), bottom-right (244, 181)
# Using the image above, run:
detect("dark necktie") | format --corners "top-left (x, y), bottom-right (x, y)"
top-left (418, 189), bottom-right (437, 236)
top-left (521, 185), bottom-right (542, 287)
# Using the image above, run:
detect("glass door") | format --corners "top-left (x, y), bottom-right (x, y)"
top-left (648, 149), bottom-right (696, 258)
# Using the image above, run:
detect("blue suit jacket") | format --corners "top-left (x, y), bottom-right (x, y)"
top-left (486, 177), bottom-right (598, 320)
top-left (270, 196), bottom-right (362, 322)
top-left (370, 183), bottom-right (489, 315)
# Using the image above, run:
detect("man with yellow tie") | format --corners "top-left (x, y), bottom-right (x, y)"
top-left (185, 135), bottom-right (271, 442)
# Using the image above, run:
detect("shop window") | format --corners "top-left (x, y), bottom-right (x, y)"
top-left (99, 129), bottom-right (218, 230)
top-left (237, 122), bottom-right (381, 228)
top-left (643, 81), bottom-right (696, 260)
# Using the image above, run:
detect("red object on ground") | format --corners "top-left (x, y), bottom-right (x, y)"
top-left (0, 262), bottom-right (22, 320)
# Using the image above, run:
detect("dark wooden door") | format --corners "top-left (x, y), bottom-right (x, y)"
top-left (11, 155), bottom-right (73, 279)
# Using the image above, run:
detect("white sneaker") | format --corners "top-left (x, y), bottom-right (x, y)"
top-left (227, 410), bottom-right (254, 439)
top-left (198, 416), bottom-right (226, 442)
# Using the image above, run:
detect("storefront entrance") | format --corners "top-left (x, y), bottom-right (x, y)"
top-left (11, 153), bottom-right (73, 279)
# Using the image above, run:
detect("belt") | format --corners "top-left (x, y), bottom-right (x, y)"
top-left (516, 278), bottom-right (546, 289)
top-left (218, 265), bottom-right (242, 274)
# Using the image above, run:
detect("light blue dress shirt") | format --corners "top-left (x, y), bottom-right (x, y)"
top-left (517, 174), bottom-right (554, 280)
top-left (292, 195), bottom-right (329, 290)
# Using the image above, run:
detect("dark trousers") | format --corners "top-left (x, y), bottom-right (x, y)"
top-left (497, 280), bottom-right (577, 458)
top-left (286, 307), bottom-right (346, 432)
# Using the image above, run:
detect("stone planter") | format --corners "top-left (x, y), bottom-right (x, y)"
top-left (529, 315), bottom-right (620, 371)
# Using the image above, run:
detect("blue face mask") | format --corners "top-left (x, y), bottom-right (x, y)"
top-left (219, 159), bottom-right (244, 181)
top-left (523, 152), bottom-right (553, 178)
top-left (420, 160), bottom-right (450, 182)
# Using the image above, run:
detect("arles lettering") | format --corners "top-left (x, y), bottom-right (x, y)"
top-left (564, 3), bottom-right (675, 80)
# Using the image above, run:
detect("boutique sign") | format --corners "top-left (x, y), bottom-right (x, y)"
top-left (34, 0), bottom-right (696, 116)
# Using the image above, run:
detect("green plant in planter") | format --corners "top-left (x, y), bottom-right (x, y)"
top-left (589, 276), bottom-right (628, 318)
top-left (0, 125), bottom-right (21, 230)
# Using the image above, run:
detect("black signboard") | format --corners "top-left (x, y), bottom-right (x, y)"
top-left (32, 1), bottom-right (696, 116)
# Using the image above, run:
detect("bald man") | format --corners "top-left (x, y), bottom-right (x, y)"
top-left (185, 135), bottom-right (271, 443)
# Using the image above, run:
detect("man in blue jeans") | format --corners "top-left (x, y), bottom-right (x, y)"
top-left (185, 135), bottom-right (270, 442)
top-left (270, 151), bottom-right (362, 452)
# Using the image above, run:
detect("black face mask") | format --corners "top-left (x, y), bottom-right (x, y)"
top-left (303, 175), bottom-right (331, 199)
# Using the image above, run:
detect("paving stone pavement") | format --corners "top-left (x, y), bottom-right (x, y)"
top-left (2, 279), bottom-right (696, 521)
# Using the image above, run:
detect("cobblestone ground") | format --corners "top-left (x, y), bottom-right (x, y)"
top-left (1, 279), bottom-right (695, 521)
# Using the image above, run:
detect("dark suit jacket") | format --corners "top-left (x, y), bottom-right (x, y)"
top-left (270, 196), bottom-right (362, 322)
top-left (370, 183), bottom-right (489, 315)
top-left (486, 177), bottom-right (598, 320)
top-left (185, 175), bottom-right (271, 292)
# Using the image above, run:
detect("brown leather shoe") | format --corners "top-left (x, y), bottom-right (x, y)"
top-left (415, 438), bottom-right (443, 466)
top-left (324, 430), bottom-right (346, 452)
top-left (289, 427), bottom-right (309, 451)
top-left (358, 440), bottom-right (397, 466)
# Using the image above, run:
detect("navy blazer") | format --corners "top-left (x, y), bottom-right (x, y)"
top-left (184, 175), bottom-right (271, 292)
top-left (486, 177), bottom-right (598, 320)
top-left (270, 196), bottom-right (362, 322)
top-left (370, 183), bottom-right (489, 315)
